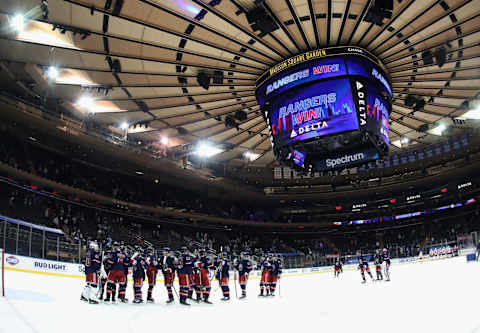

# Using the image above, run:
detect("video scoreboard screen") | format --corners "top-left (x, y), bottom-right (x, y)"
top-left (256, 46), bottom-right (392, 171)
top-left (269, 77), bottom-right (359, 148)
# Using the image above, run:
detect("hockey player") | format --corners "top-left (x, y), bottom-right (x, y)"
top-left (258, 255), bottom-right (271, 296)
top-left (189, 249), bottom-right (198, 300)
top-left (145, 247), bottom-right (158, 303)
top-left (235, 252), bottom-right (253, 299)
top-left (177, 246), bottom-right (193, 306)
top-left (216, 252), bottom-right (231, 301)
top-left (357, 251), bottom-right (374, 283)
top-left (158, 248), bottom-right (176, 303)
top-left (193, 249), bottom-right (214, 303)
top-left (333, 257), bottom-right (343, 278)
top-left (81, 241), bottom-right (101, 304)
top-left (99, 246), bottom-right (112, 301)
top-left (374, 250), bottom-right (383, 281)
top-left (268, 255), bottom-right (282, 296)
top-left (118, 247), bottom-right (132, 303)
top-left (105, 242), bottom-right (126, 303)
top-left (132, 250), bottom-right (147, 304)
top-left (382, 248), bottom-right (391, 281)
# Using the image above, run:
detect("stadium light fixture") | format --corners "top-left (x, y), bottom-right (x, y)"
top-left (400, 137), bottom-right (409, 145)
top-left (161, 136), bottom-right (169, 145)
top-left (458, 106), bottom-right (480, 120)
top-left (47, 66), bottom-right (58, 80)
top-left (11, 14), bottom-right (25, 32)
top-left (430, 124), bottom-right (446, 136)
top-left (244, 151), bottom-right (260, 161)
top-left (77, 96), bottom-right (94, 110)
top-left (195, 141), bottom-right (223, 158)
top-left (120, 122), bottom-right (129, 130)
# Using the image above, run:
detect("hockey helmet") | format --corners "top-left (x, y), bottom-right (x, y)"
top-left (89, 241), bottom-right (99, 251)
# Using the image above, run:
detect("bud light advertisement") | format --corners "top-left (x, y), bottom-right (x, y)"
top-left (268, 78), bottom-right (359, 148)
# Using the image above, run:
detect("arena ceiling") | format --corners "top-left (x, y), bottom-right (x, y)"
top-left (0, 0), bottom-right (479, 168)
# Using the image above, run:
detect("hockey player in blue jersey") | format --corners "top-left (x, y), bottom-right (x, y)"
top-left (145, 247), bottom-right (158, 303)
top-left (177, 246), bottom-right (194, 306)
top-left (105, 242), bottom-right (127, 303)
top-left (235, 252), bottom-right (253, 299)
top-left (132, 250), bottom-right (147, 304)
top-left (216, 252), bottom-right (231, 301)
top-left (118, 247), bottom-right (132, 303)
top-left (334, 257), bottom-right (343, 278)
top-left (189, 248), bottom-right (199, 300)
top-left (193, 249), bottom-right (215, 303)
top-left (81, 241), bottom-right (101, 304)
top-left (357, 251), bottom-right (374, 283)
top-left (158, 247), bottom-right (176, 303)
top-left (382, 248), bottom-right (391, 281)
top-left (374, 250), bottom-right (383, 281)
top-left (258, 255), bottom-right (271, 296)
top-left (268, 255), bottom-right (282, 296)
top-left (99, 246), bottom-right (112, 301)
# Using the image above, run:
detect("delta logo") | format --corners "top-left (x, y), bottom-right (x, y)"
top-left (290, 121), bottom-right (329, 138)
top-left (6, 256), bottom-right (19, 266)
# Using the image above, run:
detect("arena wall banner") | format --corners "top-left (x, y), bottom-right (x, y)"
top-left (3, 251), bottom-right (471, 282)
top-left (3, 253), bottom-right (84, 278)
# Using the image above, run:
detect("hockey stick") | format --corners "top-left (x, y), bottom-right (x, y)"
top-left (172, 281), bottom-right (180, 300)
top-left (278, 276), bottom-right (281, 298)
top-left (198, 268), bottom-right (203, 300)
top-left (96, 249), bottom-right (105, 299)
top-left (233, 271), bottom-right (238, 299)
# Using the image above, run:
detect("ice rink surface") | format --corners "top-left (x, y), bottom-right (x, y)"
top-left (1, 256), bottom-right (479, 333)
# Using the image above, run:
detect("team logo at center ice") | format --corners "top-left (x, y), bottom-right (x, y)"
top-left (6, 256), bottom-right (19, 265)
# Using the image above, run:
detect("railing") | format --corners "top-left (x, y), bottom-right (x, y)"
top-left (1, 216), bottom-right (476, 269)
top-left (0, 218), bottom-right (85, 264)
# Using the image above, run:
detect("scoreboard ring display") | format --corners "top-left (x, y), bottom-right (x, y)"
top-left (255, 46), bottom-right (392, 172)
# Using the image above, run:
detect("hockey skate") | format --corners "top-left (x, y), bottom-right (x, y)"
top-left (239, 294), bottom-right (246, 300)
top-left (147, 297), bottom-right (155, 303)
top-left (203, 296), bottom-right (212, 304)
top-left (166, 298), bottom-right (175, 304)
top-left (220, 296), bottom-right (230, 301)
top-left (89, 299), bottom-right (99, 304)
top-left (80, 295), bottom-right (88, 302)
top-left (180, 299), bottom-right (190, 306)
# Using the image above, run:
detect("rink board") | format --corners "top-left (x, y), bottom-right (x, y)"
top-left (3, 250), bottom-right (474, 281)
top-left (2, 254), bottom-right (480, 333)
